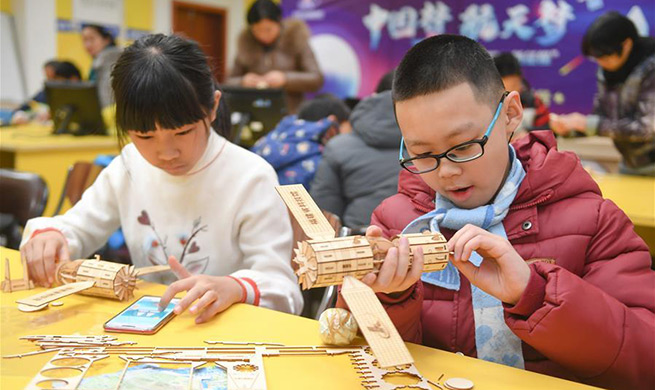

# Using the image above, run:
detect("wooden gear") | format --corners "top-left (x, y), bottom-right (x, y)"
top-left (276, 185), bottom-right (450, 290)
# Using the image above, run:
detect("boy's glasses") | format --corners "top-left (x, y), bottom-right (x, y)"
top-left (398, 91), bottom-right (509, 174)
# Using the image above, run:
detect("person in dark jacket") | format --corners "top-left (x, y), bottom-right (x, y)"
top-left (337, 35), bottom-right (654, 390)
top-left (550, 12), bottom-right (655, 176)
top-left (310, 89), bottom-right (402, 231)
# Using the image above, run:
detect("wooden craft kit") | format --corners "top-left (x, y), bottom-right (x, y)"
top-left (276, 185), bottom-right (453, 369)
top-left (4, 335), bottom-right (459, 390)
top-left (276, 185), bottom-right (451, 290)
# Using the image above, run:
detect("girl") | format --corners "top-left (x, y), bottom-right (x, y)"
top-left (81, 24), bottom-right (122, 108)
top-left (20, 34), bottom-right (303, 322)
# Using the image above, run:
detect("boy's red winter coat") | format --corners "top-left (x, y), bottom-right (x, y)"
top-left (339, 131), bottom-right (655, 390)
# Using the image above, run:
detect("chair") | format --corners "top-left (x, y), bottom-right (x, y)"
top-left (291, 209), bottom-right (351, 319)
top-left (0, 169), bottom-right (48, 248)
top-left (52, 162), bottom-right (103, 215)
top-left (0, 169), bottom-right (49, 226)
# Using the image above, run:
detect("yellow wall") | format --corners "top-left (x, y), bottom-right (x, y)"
top-left (0, 0), bottom-right (12, 13)
top-left (55, 0), bottom-right (153, 79)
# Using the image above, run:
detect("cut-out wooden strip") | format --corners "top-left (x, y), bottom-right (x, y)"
top-left (276, 185), bottom-right (335, 240)
top-left (16, 281), bottom-right (95, 307)
top-left (341, 276), bottom-right (413, 368)
top-left (134, 264), bottom-right (171, 276)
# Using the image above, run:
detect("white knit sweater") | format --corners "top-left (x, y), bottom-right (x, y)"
top-left (22, 131), bottom-right (303, 314)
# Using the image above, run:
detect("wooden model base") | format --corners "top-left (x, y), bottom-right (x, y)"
top-left (2, 257), bottom-right (34, 292)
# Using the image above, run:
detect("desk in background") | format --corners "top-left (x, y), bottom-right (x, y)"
top-left (592, 172), bottom-right (655, 255)
top-left (558, 136), bottom-right (622, 173)
top-left (0, 124), bottom-right (119, 216)
top-left (0, 247), bottom-right (600, 390)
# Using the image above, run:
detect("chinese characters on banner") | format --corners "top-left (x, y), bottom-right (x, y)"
top-left (283, 0), bottom-right (654, 113)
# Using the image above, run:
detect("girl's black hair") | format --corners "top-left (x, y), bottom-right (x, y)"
top-left (111, 34), bottom-right (218, 140)
top-left (247, 0), bottom-right (282, 25)
top-left (82, 24), bottom-right (116, 47)
top-left (582, 12), bottom-right (638, 58)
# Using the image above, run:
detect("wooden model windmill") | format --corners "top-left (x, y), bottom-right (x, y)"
top-left (276, 185), bottom-right (451, 368)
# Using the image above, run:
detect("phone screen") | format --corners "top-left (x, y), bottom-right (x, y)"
top-left (104, 296), bottom-right (180, 333)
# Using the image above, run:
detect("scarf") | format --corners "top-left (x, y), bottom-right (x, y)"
top-left (402, 145), bottom-right (526, 368)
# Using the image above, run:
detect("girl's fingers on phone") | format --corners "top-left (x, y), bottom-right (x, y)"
top-left (189, 290), bottom-right (218, 314)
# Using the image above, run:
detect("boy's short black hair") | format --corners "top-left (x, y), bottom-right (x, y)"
top-left (52, 61), bottom-right (82, 80)
top-left (493, 52), bottom-right (522, 78)
top-left (298, 94), bottom-right (351, 123)
top-left (247, 0), bottom-right (282, 25)
top-left (582, 12), bottom-right (638, 58)
top-left (393, 34), bottom-right (505, 108)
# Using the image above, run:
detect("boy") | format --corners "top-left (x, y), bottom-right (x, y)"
top-left (493, 52), bottom-right (550, 132)
top-left (340, 35), bottom-right (654, 390)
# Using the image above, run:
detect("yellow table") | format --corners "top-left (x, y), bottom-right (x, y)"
top-left (0, 124), bottom-right (119, 216)
top-left (0, 248), bottom-right (600, 390)
top-left (592, 172), bottom-right (655, 254)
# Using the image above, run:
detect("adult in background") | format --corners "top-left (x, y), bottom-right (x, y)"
top-left (81, 24), bottom-right (122, 108)
top-left (226, 0), bottom-right (323, 113)
top-left (550, 12), bottom-right (655, 176)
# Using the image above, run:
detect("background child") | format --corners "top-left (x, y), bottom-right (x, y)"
top-left (341, 35), bottom-right (654, 390)
top-left (20, 34), bottom-right (303, 322)
top-left (251, 94), bottom-right (350, 189)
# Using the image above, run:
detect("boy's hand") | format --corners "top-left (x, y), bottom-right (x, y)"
top-left (448, 224), bottom-right (530, 305)
top-left (360, 226), bottom-right (424, 294)
top-left (158, 256), bottom-right (244, 324)
top-left (21, 231), bottom-right (70, 287)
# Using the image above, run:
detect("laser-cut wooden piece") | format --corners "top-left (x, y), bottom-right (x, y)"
top-left (276, 185), bottom-right (449, 290)
top-left (341, 276), bottom-right (413, 368)
top-left (24, 349), bottom-right (108, 390)
top-left (2, 256), bottom-right (34, 292)
top-left (56, 256), bottom-right (138, 301)
top-left (350, 347), bottom-right (432, 390)
top-left (13, 336), bottom-right (442, 390)
top-left (16, 281), bottom-right (96, 307)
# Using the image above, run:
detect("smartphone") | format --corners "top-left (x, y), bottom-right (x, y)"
top-left (104, 295), bottom-right (180, 334)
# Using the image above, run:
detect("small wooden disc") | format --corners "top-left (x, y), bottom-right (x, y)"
top-left (17, 303), bottom-right (48, 312)
top-left (444, 378), bottom-right (474, 390)
top-left (51, 302), bottom-right (64, 307)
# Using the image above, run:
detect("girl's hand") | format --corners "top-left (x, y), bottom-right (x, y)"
top-left (158, 256), bottom-right (244, 324)
top-left (263, 71), bottom-right (286, 88)
top-left (21, 230), bottom-right (70, 287)
top-left (448, 224), bottom-right (530, 305)
top-left (360, 226), bottom-right (424, 294)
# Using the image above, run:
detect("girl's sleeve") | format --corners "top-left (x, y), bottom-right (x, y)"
top-left (229, 164), bottom-right (303, 315)
top-left (21, 159), bottom-right (123, 260)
